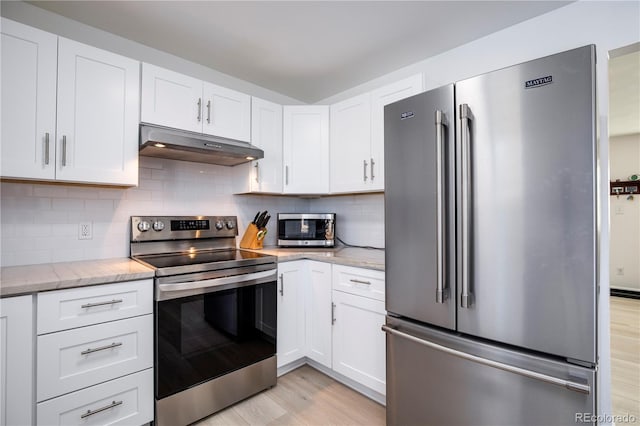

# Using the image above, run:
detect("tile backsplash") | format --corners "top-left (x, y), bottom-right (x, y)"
top-left (1, 157), bottom-right (384, 267)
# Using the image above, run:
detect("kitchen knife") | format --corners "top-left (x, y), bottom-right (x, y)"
top-left (252, 211), bottom-right (260, 224)
top-left (262, 214), bottom-right (271, 228)
top-left (255, 211), bottom-right (267, 228)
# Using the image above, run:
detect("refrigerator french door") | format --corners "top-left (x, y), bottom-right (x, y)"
top-left (384, 45), bottom-right (597, 425)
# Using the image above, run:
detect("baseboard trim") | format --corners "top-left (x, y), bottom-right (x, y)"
top-left (610, 288), bottom-right (640, 299)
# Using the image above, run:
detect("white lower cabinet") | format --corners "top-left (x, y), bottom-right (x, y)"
top-left (37, 315), bottom-right (153, 402)
top-left (331, 289), bottom-right (386, 395)
top-left (37, 368), bottom-right (153, 426)
top-left (0, 295), bottom-right (34, 426)
top-left (276, 260), bottom-right (386, 397)
top-left (36, 280), bottom-right (154, 425)
top-left (277, 261), bottom-right (307, 367)
top-left (305, 261), bottom-right (332, 368)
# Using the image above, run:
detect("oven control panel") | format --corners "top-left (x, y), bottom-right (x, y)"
top-left (131, 216), bottom-right (237, 242)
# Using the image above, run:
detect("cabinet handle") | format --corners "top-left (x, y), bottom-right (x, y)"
top-left (255, 162), bottom-right (260, 183)
top-left (331, 302), bottom-right (336, 325)
top-left (62, 135), bottom-right (67, 167)
top-left (80, 341), bottom-right (123, 356)
top-left (197, 98), bottom-right (202, 122)
top-left (363, 160), bottom-right (368, 182)
top-left (44, 133), bottom-right (50, 165)
top-left (80, 400), bottom-right (123, 419)
top-left (279, 273), bottom-right (284, 296)
top-left (207, 100), bottom-right (212, 124)
top-left (349, 278), bottom-right (371, 285)
top-left (81, 299), bottom-right (123, 309)
top-left (370, 157), bottom-right (375, 181)
top-left (285, 166), bottom-right (289, 185)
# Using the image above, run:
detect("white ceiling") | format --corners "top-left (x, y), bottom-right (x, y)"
top-left (28, 1), bottom-right (572, 103)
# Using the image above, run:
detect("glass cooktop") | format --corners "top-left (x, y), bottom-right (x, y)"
top-left (133, 249), bottom-right (275, 271)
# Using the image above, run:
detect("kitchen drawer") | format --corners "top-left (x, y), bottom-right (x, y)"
top-left (37, 279), bottom-right (153, 334)
top-left (37, 368), bottom-right (153, 426)
top-left (37, 315), bottom-right (153, 402)
top-left (332, 265), bottom-right (385, 301)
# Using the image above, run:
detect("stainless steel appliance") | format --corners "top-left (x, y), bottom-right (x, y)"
top-left (139, 124), bottom-right (264, 166)
top-left (277, 213), bottom-right (336, 247)
top-left (383, 45), bottom-right (598, 426)
top-left (130, 216), bottom-right (277, 426)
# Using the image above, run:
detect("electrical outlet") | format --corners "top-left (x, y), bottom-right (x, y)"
top-left (616, 267), bottom-right (624, 276)
top-left (78, 222), bottom-right (92, 240)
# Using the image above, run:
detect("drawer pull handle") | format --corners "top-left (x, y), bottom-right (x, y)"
top-left (80, 400), bottom-right (123, 419)
top-left (81, 342), bottom-right (123, 356)
top-left (349, 279), bottom-right (371, 285)
top-left (81, 299), bottom-right (123, 309)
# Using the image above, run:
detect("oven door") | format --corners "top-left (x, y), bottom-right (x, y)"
top-left (155, 268), bottom-right (277, 400)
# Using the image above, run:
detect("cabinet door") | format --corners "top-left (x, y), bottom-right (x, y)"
top-left (202, 82), bottom-right (251, 142)
top-left (0, 295), bottom-right (34, 426)
top-left (332, 290), bottom-right (386, 395)
top-left (1, 18), bottom-right (57, 180)
top-left (276, 261), bottom-right (306, 367)
top-left (330, 93), bottom-right (372, 194)
top-left (370, 74), bottom-right (424, 190)
top-left (251, 97), bottom-right (283, 193)
top-left (283, 106), bottom-right (329, 194)
top-left (306, 261), bottom-right (332, 368)
top-left (56, 38), bottom-right (139, 185)
top-left (140, 62), bottom-right (202, 133)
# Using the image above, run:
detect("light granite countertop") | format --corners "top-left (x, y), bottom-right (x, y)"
top-left (0, 247), bottom-right (384, 298)
top-left (0, 258), bottom-right (155, 297)
top-left (253, 246), bottom-right (385, 271)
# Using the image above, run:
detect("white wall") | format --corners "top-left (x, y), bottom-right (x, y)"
top-left (609, 133), bottom-right (640, 291)
top-left (0, 157), bottom-right (307, 266)
top-left (0, 1), bottom-right (303, 105)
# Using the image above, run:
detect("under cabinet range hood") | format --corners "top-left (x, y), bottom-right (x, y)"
top-left (139, 124), bottom-right (263, 166)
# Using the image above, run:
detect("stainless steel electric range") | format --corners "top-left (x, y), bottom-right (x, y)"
top-left (130, 215), bottom-right (277, 426)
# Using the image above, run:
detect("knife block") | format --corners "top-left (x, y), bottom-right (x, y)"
top-left (239, 223), bottom-right (263, 249)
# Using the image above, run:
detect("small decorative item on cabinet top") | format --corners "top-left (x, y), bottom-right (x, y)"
top-left (240, 211), bottom-right (270, 249)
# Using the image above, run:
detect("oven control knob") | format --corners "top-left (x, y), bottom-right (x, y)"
top-left (152, 221), bottom-right (165, 232)
top-left (137, 220), bottom-right (151, 232)
top-left (215, 220), bottom-right (224, 230)
top-left (226, 220), bottom-right (235, 230)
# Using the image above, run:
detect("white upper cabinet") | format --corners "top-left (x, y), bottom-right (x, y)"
top-left (56, 38), bottom-right (140, 185)
top-left (1, 19), bottom-right (57, 180)
top-left (283, 105), bottom-right (329, 194)
top-left (202, 82), bottom-right (251, 141)
top-left (1, 19), bottom-right (139, 186)
top-left (330, 93), bottom-right (372, 193)
top-left (141, 63), bottom-right (251, 142)
top-left (234, 97), bottom-right (283, 194)
top-left (329, 74), bottom-right (423, 194)
top-left (140, 63), bottom-right (202, 133)
top-left (370, 74), bottom-right (424, 191)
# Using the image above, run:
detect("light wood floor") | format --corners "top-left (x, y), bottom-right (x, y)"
top-left (610, 296), bottom-right (640, 420)
top-left (194, 297), bottom-right (638, 425)
top-left (196, 365), bottom-right (385, 425)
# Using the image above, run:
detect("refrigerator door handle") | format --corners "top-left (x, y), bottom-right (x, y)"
top-left (382, 325), bottom-right (591, 394)
top-left (435, 110), bottom-right (447, 303)
top-left (459, 104), bottom-right (473, 308)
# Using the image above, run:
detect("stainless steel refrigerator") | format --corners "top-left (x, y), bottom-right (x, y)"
top-left (383, 45), bottom-right (597, 426)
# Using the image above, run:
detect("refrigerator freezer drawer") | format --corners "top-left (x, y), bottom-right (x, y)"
top-left (384, 317), bottom-right (596, 426)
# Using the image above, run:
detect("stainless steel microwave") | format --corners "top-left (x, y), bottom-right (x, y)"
top-left (277, 213), bottom-right (335, 247)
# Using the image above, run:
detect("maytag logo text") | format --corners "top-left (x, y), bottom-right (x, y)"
top-left (525, 75), bottom-right (553, 89)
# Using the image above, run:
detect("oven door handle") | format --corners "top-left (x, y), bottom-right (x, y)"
top-left (157, 269), bottom-right (276, 301)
